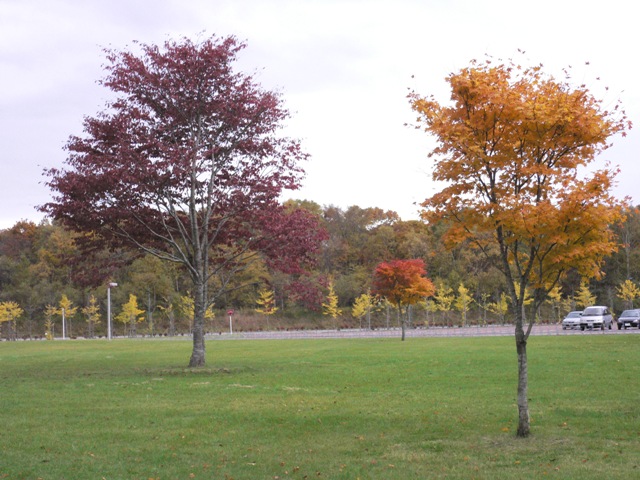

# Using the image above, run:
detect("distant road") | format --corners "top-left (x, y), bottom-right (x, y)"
top-left (207, 324), bottom-right (640, 340)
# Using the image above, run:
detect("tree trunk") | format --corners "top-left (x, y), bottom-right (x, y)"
top-left (189, 276), bottom-right (207, 367)
top-left (400, 305), bottom-right (406, 341)
top-left (189, 319), bottom-right (206, 367)
top-left (515, 318), bottom-right (530, 437)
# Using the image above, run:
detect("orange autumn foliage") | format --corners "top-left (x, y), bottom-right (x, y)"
top-left (372, 259), bottom-right (435, 308)
top-left (409, 57), bottom-right (630, 295)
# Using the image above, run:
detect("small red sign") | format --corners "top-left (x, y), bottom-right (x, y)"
top-left (227, 309), bottom-right (234, 316)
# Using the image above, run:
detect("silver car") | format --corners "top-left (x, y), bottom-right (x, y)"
top-left (579, 306), bottom-right (613, 330)
top-left (561, 311), bottom-right (583, 330)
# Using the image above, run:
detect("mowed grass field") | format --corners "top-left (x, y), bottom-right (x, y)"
top-left (1, 334), bottom-right (639, 479)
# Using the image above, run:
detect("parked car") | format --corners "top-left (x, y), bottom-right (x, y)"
top-left (616, 309), bottom-right (640, 329)
top-left (579, 306), bottom-right (613, 330)
top-left (561, 311), bottom-right (583, 330)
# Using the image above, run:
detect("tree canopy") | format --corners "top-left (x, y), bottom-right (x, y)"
top-left (372, 258), bottom-right (435, 340)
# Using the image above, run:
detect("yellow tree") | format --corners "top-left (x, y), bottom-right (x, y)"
top-left (255, 288), bottom-right (278, 330)
top-left (546, 285), bottom-right (563, 323)
top-left (422, 298), bottom-right (439, 328)
top-left (410, 56), bottom-right (628, 436)
top-left (178, 294), bottom-right (215, 332)
top-left (616, 279), bottom-right (640, 309)
top-left (0, 301), bottom-right (24, 340)
top-left (352, 291), bottom-right (375, 329)
top-left (454, 283), bottom-right (473, 326)
top-left (82, 295), bottom-right (101, 339)
top-left (575, 280), bottom-right (597, 309)
top-left (322, 280), bottom-right (342, 328)
top-left (487, 293), bottom-right (510, 324)
top-left (116, 294), bottom-right (145, 337)
top-left (255, 289), bottom-right (278, 315)
top-left (44, 304), bottom-right (58, 340)
top-left (432, 281), bottom-right (454, 326)
top-left (51, 294), bottom-right (78, 339)
top-left (476, 292), bottom-right (491, 326)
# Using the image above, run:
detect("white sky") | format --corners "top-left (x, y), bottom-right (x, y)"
top-left (1, 0), bottom-right (638, 228)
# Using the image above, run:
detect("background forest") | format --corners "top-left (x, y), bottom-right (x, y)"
top-left (2, 201), bottom-right (640, 340)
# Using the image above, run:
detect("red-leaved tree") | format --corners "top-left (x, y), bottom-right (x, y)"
top-left (372, 259), bottom-right (435, 340)
top-left (41, 35), bottom-right (326, 366)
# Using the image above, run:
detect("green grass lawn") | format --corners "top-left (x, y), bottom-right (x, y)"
top-left (1, 335), bottom-right (639, 479)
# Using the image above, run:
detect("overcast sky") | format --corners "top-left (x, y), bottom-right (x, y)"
top-left (1, 0), bottom-right (638, 228)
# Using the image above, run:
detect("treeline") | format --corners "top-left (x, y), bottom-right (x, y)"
top-left (1, 201), bottom-right (640, 339)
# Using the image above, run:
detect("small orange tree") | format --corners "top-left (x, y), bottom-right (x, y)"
top-left (372, 259), bottom-right (435, 341)
top-left (410, 56), bottom-right (629, 436)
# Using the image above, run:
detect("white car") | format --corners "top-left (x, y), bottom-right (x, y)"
top-left (579, 306), bottom-right (613, 330)
top-left (561, 311), bottom-right (582, 329)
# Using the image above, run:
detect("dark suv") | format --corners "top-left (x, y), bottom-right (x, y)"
top-left (616, 309), bottom-right (640, 329)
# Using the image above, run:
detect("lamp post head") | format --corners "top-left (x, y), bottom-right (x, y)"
top-left (109, 282), bottom-right (118, 288)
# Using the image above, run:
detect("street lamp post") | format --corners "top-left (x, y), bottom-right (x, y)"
top-left (107, 282), bottom-right (118, 340)
top-left (227, 309), bottom-right (234, 334)
top-left (62, 307), bottom-right (66, 340)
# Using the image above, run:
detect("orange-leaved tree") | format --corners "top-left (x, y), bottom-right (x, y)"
top-left (372, 259), bottom-right (435, 341)
top-left (409, 56), bottom-right (630, 436)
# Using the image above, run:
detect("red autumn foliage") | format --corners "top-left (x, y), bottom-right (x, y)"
top-left (40, 35), bottom-right (326, 366)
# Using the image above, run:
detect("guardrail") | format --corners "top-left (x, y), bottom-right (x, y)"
top-left (205, 323), bottom-right (640, 340)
